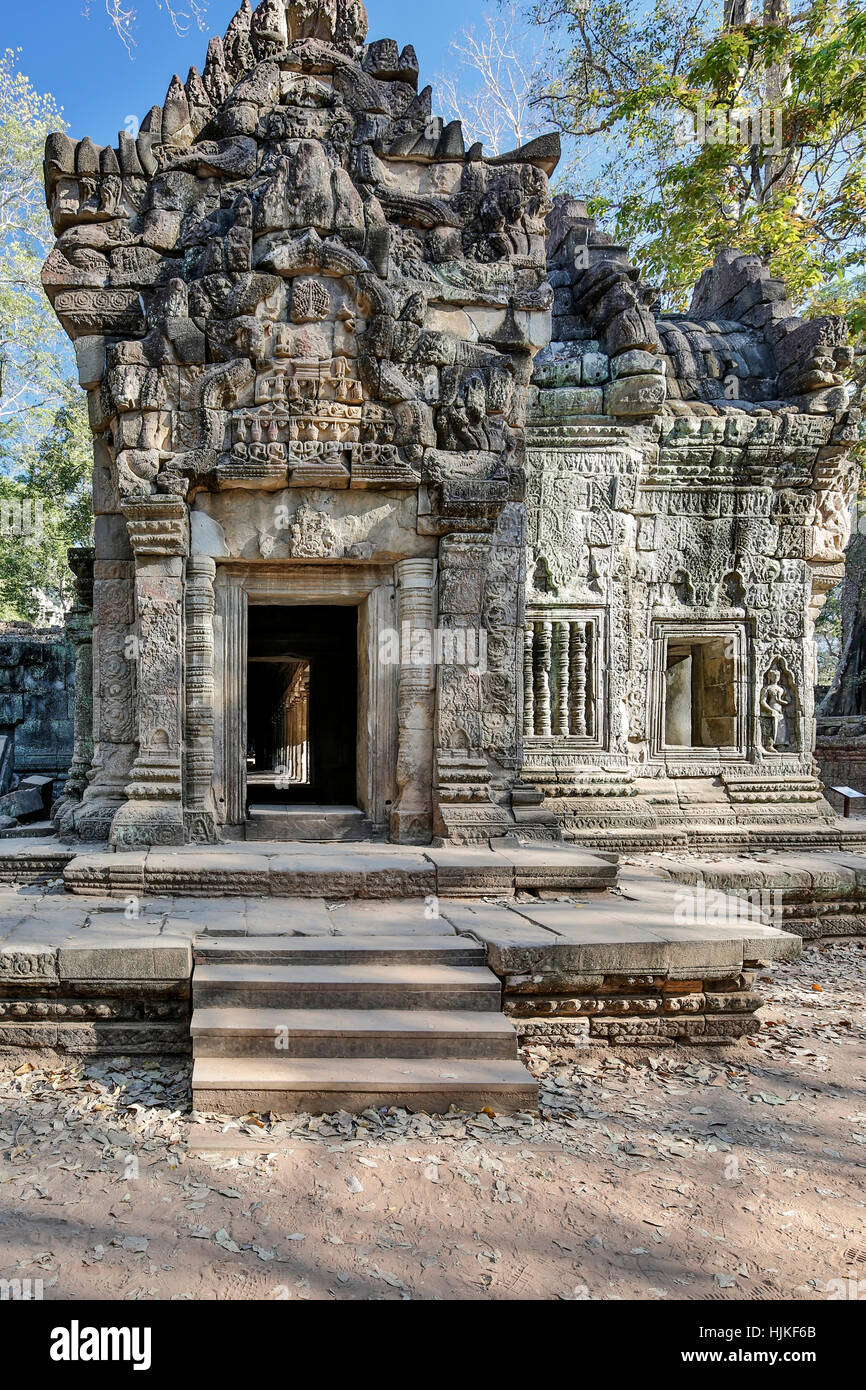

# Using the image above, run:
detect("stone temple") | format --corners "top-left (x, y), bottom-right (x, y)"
top-left (42, 0), bottom-right (861, 855)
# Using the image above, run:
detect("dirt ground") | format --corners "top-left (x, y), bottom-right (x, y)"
top-left (1, 938), bottom-right (864, 1302)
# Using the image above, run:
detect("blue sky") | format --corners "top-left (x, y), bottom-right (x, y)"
top-left (7, 0), bottom-right (476, 146)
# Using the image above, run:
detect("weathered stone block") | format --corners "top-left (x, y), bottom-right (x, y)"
top-left (610, 349), bottom-right (663, 378)
top-left (0, 948), bottom-right (58, 984)
top-left (605, 373), bottom-right (666, 415)
top-left (58, 938), bottom-right (192, 982)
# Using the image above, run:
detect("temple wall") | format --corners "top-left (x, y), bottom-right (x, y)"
top-left (816, 716), bottom-right (866, 817)
top-left (519, 201), bottom-right (860, 848)
top-left (0, 624), bottom-right (74, 790)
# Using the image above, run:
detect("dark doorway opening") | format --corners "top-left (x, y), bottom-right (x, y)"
top-left (246, 605), bottom-right (358, 808)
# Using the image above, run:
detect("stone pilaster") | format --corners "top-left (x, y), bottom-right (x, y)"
top-left (72, 552), bottom-right (136, 843)
top-left (183, 555), bottom-right (217, 843)
top-left (433, 526), bottom-right (519, 842)
top-left (221, 578), bottom-right (248, 830)
top-left (53, 547), bottom-right (95, 837)
top-left (391, 557), bottom-right (436, 844)
top-left (110, 499), bottom-right (189, 849)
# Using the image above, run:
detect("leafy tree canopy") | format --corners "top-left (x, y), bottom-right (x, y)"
top-left (531, 0), bottom-right (866, 313)
top-left (0, 49), bottom-right (91, 622)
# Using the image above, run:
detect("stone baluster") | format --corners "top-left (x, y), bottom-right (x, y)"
top-left (523, 626), bottom-right (535, 737)
top-left (570, 622), bottom-right (587, 736)
top-left (534, 621), bottom-right (552, 736)
top-left (554, 620), bottom-right (571, 736)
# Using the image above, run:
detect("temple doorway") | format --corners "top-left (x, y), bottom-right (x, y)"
top-left (246, 605), bottom-right (358, 811)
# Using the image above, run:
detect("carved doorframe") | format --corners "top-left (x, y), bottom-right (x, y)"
top-left (213, 563), bottom-right (399, 831)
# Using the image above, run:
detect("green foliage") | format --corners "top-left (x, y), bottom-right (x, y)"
top-left (0, 49), bottom-right (75, 456)
top-left (532, 1), bottom-right (866, 316)
top-left (815, 581), bottom-right (844, 684)
top-left (0, 383), bottom-right (92, 622)
top-left (0, 49), bottom-right (91, 621)
top-left (530, 0), bottom-right (716, 218)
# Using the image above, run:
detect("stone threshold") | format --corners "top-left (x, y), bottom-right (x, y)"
top-left (55, 839), bottom-right (618, 899)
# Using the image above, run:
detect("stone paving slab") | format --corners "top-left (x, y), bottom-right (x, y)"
top-left (644, 850), bottom-right (866, 899)
top-left (322, 900), bottom-right (454, 935)
top-left (439, 889), bottom-right (800, 977)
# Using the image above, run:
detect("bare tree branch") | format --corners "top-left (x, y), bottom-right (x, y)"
top-left (435, 3), bottom-right (546, 154)
top-left (82, 0), bottom-right (209, 56)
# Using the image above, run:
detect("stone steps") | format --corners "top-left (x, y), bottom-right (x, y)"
top-left (191, 1007), bottom-right (518, 1058)
top-left (191, 1055), bottom-right (538, 1115)
top-left (194, 961), bottom-right (502, 1010)
top-left (190, 935), bottom-right (536, 1115)
top-left (194, 935), bottom-right (486, 966)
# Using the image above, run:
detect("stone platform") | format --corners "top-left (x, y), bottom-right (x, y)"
top-left (638, 850), bottom-right (866, 940)
top-left (438, 868), bottom-right (799, 1048)
top-left (0, 837), bottom-right (800, 1065)
top-left (556, 819), bottom-right (866, 855)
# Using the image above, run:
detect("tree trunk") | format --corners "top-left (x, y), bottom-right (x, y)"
top-left (819, 531), bottom-right (866, 716)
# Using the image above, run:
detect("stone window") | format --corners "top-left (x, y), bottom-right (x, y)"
top-left (651, 622), bottom-right (748, 759)
top-left (523, 609), bottom-right (604, 746)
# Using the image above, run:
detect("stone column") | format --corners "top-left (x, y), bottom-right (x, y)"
top-left (570, 622), bottom-right (588, 736)
top-left (110, 499), bottom-right (188, 848)
top-left (53, 547), bottom-right (95, 837)
top-left (391, 557), bottom-right (436, 844)
top-left (222, 579), bottom-right (248, 828)
top-left (183, 555), bottom-right (217, 843)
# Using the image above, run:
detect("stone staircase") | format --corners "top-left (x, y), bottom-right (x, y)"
top-left (190, 935), bottom-right (538, 1116)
